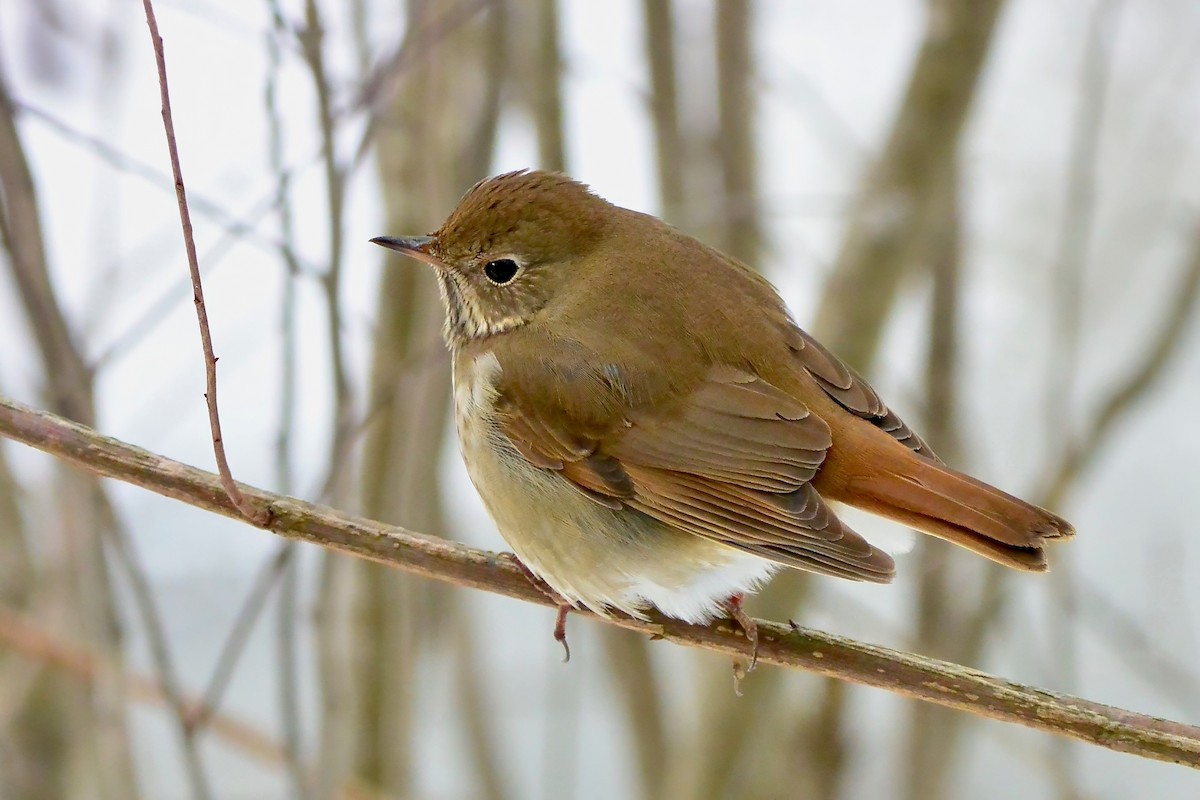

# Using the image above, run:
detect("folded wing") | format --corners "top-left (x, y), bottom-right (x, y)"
top-left (495, 363), bottom-right (896, 583)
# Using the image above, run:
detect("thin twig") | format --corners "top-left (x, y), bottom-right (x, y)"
top-left (2, 397), bottom-right (1199, 769)
top-left (141, 0), bottom-right (269, 526)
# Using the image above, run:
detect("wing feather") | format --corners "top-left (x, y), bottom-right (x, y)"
top-left (785, 326), bottom-right (940, 462)
top-left (494, 363), bottom-right (896, 583)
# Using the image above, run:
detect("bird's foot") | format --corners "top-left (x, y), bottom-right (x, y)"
top-left (500, 552), bottom-right (573, 662)
top-left (723, 593), bottom-right (759, 690)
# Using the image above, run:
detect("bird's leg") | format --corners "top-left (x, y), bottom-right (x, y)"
top-left (553, 605), bottom-right (571, 663)
top-left (723, 593), bottom-right (759, 672)
top-left (500, 552), bottom-right (573, 662)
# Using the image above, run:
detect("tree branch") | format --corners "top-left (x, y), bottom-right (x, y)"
top-left (1, 395), bottom-right (1198, 769)
top-left (141, 0), bottom-right (269, 527)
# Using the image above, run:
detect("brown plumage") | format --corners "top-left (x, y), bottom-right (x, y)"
top-left (372, 170), bottom-right (1074, 626)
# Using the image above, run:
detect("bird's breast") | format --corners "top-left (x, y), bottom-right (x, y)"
top-left (451, 349), bottom-right (778, 623)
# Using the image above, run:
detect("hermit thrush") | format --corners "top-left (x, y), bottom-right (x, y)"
top-left (372, 170), bottom-right (1073, 659)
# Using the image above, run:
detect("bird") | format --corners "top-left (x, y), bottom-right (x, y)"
top-left (371, 169), bottom-right (1074, 662)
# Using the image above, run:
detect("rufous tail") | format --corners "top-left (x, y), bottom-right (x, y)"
top-left (844, 458), bottom-right (1074, 571)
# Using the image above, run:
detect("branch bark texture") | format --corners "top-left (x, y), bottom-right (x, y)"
top-left (1, 396), bottom-right (1198, 769)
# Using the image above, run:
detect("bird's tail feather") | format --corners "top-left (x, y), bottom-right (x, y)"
top-left (847, 459), bottom-right (1074, 572)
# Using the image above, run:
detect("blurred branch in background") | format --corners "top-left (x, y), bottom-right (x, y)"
top-left (531, 0), bottom-right (565, 174)
top-left (715, 0), bottom-right (759, 267)
top-left (943, 178), bottom-right (1200, 798)
top-left (296, 0), bottom-right (367, 787)
top-left (520, 4), bottom-right (675, 797)
top-left (681, 8), bottom-right (804, 800)
top-left (1041, 227), bottom-right (1200, 510)
top-left (1043, 5), bottom-right (1124, 793)
top-left (905, 160), bottom-right (969, 800)
top-left (813, 0), bottom-right (1006, 373)
top-left (1, 49), bottom-right (140, 800)
top-left (641, 0), bottom-right (683, 227)
top-left (317, 1), bottom-right (509, 798)
top-left (0, 609), bottom-right (379, 800)
top-left (2, 398), bottom-right (1200, 769)
top-left (263, 0), bottom-right (307, 794)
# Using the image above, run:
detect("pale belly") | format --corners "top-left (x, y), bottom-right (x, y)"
top-left (454, 352), bottom-right (778, 624)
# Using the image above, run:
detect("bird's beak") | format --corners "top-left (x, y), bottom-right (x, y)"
top-left (370, 235), bottom-right (442, 268)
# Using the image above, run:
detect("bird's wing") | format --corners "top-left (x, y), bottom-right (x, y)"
top-left (784, 325), bottom-right (940, 463)
top-left (493, 358), bottom-right (896, 583)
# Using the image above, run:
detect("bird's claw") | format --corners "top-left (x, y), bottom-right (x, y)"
top-left (724, 594), bottom-right (759, 673)
top-left (500, 552), bottom-right (574, 662)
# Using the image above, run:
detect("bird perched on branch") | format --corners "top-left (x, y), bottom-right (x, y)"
top-left (372, 170), bottom-right (1073, 664)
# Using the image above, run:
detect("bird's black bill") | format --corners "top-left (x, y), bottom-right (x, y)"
top-left (370, 235), bottom-right (435, 254)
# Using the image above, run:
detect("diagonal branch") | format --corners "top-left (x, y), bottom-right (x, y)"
top-left (1, 396), bottom-right (1198, 769)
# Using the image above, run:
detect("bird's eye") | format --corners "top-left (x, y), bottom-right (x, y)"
top-left (484, 258), bottom-right (520, 285)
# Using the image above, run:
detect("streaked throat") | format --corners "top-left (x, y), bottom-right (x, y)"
top-left (436, 271), bottom-right (526, 347)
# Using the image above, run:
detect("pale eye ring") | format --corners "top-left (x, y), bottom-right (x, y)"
top-left (484, 258), bottom-right (520, 285)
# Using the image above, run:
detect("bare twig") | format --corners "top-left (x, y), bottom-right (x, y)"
top-left (141, 0), bottom-right (269, 527)
top-left (93, 182), bottom-right (319, 369)
top-left (3, 397), bottom-right (1200, 769)
top-left (160, 22), bottom-right (309, 712)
